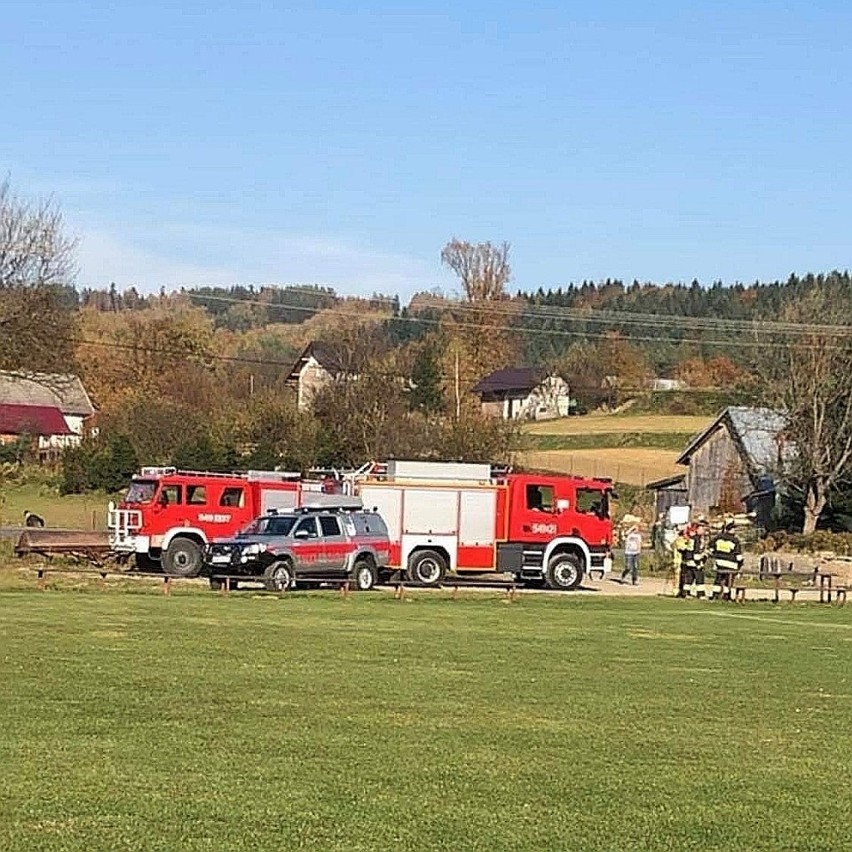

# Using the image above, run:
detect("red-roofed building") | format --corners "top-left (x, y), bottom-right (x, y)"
top-left (0, 404), bottom-right (76, 462)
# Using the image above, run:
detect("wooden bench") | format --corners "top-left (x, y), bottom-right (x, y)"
top-left (208, 573), bottom-right (355, 596)
top-left (35, 566), bottom-right (177, 594)
top-left (732, 583), bottom-right (846, 604)
top-left (389, 578), bottom-right (519, 601)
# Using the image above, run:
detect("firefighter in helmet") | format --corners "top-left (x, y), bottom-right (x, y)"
top-left (676, 517), bottom-right (709, 597)
top-left (672, 524), bottom-right (691, 597)
top-left (710, 517), bottom-right (744, 599)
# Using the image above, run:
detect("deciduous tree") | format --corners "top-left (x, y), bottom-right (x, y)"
top-left (0, 180), bottom-right (78, 374)
top-left (759, 284), bottom-right (852, 533)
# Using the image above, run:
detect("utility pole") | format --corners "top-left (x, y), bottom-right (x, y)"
top-left (454, 347), bottom-right (461, 421)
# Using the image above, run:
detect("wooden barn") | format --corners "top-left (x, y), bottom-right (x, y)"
top-left (673, 406), bottom-right (787, 524)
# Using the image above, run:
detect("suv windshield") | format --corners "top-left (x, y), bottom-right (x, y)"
top-left (239, 515), bottom-right (298, 536)
top-left (125, 480), bottom-right (157, 504)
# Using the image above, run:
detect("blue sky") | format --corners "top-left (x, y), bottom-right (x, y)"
top-left (3, 1), bottom-right (851, 298)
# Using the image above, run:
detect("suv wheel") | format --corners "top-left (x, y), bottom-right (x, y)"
top-left (407, 550), bottom-right (446, 587)
top-left (352, 559), bottom-right (377, 591)
top-left (264, 560), bottom-right (293, 592)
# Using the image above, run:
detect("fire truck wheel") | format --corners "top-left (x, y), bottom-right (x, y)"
top-left (407, 550), bottom-right (447, 587)
top-left (264, 560), bottom-right (293, 593)
top-left (352, 559), bottom-right (377, 591)
top-left (545, 553), bottom-right (583, 590)
top-left (163, 538), bottom-right (203, 578)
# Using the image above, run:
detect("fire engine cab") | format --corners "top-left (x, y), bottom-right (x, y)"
top-left (353, 460), bottom-right (614, 589)
top-left (108, 467), bottom-right (327, 577)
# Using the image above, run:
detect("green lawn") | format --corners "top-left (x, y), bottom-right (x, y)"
top-left (0, 482), bottom-right (112, 530)
top-left (1, 579), bottom-right (851, 851)
top-left (524, 432), bottom-right (695, 452)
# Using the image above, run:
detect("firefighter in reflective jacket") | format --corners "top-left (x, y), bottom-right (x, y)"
top-left (684, 519), bottom-right (709, 597)
top-left (710, 519), bottom-right (744, 599)
top-left (673, 526), bottom-right (692, 597)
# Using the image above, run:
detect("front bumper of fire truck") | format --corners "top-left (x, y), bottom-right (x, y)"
top-left (588, 546), bottom-right (612, 577)
top-left (107, 505), bottom-right (145, 553)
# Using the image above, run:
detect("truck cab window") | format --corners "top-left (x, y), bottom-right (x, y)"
top-left (576, 488), bottom-right (607, 519)
top-left (220, 487), bottom-right (244, 508)
top-left (293, 517), bottom-right (318, 538)
top-left (159, 485), bottom-right (182, 505)
top-left (526, 484), bottom-right (555, 512)
top-left (187, 485), bottom-right (207, 505)
top-left (319, 516), bottom-right (341, 536)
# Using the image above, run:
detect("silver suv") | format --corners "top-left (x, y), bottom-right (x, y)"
top-left (203, 505), bottom-right (390, 592)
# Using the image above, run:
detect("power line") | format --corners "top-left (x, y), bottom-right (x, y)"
top-left (181, 288), bottom-right (852, 338)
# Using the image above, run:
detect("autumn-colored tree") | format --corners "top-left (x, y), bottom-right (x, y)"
top-left (675, 355), bottom-right (750, 388)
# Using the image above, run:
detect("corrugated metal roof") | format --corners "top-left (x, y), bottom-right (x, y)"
top-left (0, 404), bottom-right (74, 436)
top-left (0, 373), bottom-right (95, 416)
top-left (726, 406), bottom-right (787, 474)
top-left (676, 405), bottom-right (786, 474)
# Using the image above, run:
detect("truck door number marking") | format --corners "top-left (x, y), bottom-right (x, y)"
top-left (531, 523), bottom-right (557, 535)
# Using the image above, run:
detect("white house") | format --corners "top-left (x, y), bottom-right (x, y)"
top-left (472, 367), bottom-right (571, 420)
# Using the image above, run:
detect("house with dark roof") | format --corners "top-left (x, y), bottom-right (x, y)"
top-left (649, 406), bottom-right (788, 526)
top-left (0, 373), bottom-right (96, 458)
top-left (471, 367), bottom-right (570, 420)
top-left (286, 342), bottom-right (347, 411)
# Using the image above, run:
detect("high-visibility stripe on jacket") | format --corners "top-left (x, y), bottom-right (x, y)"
top-left (710, 532), bottom-right (743, 571)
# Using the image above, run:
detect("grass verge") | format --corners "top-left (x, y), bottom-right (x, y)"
top-left (524, 432), bottom-right (695, 452)
top-left (1, 582), bottom-right (851, 851)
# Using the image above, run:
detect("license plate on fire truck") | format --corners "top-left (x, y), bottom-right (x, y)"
top-left (210, 554), bottom-right (231, 563)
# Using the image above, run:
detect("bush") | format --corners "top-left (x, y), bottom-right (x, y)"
top-left (60, 433), bottom-right (138, 494)
top-left (757, 530), bottom-right (852, 555)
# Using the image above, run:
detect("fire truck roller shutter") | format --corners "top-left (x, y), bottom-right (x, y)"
top-left (359, 487), bottom-right (402, 540)
top-left (262, 489), bottom-right (298, 514)
top-left (403, 489), bottom-right (458, 535)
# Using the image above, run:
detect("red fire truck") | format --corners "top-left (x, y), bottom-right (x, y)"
top-left (107, 467), bottom-right (328, 576)
top-left (353, 461), bottom-right (614, 589)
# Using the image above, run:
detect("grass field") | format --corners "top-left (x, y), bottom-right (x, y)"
top-left (2, 578), bottom-right (851, 851)
top-left (0, 482), bottom-right (111, 530)
top-left (520, 448), bottom-right (682, 485)
top-left (524, 414), bottom-right (713, 436)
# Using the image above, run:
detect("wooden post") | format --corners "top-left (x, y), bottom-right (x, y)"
top-left (507, 584), bottom-right (517, 603)
top-left (163, 576), bottom-right (171, 596)
top-left (37, 567), bottom-right (46, 591)
top-left (221, 577), bottom-right (230, 597)
top-left (340, 581), bottom-right (350, 599)
top-left (451, 584), bottom-right (459, 600)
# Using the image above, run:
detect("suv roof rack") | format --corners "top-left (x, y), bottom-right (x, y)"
top-left (296, 496), bottom-right (364, 513)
